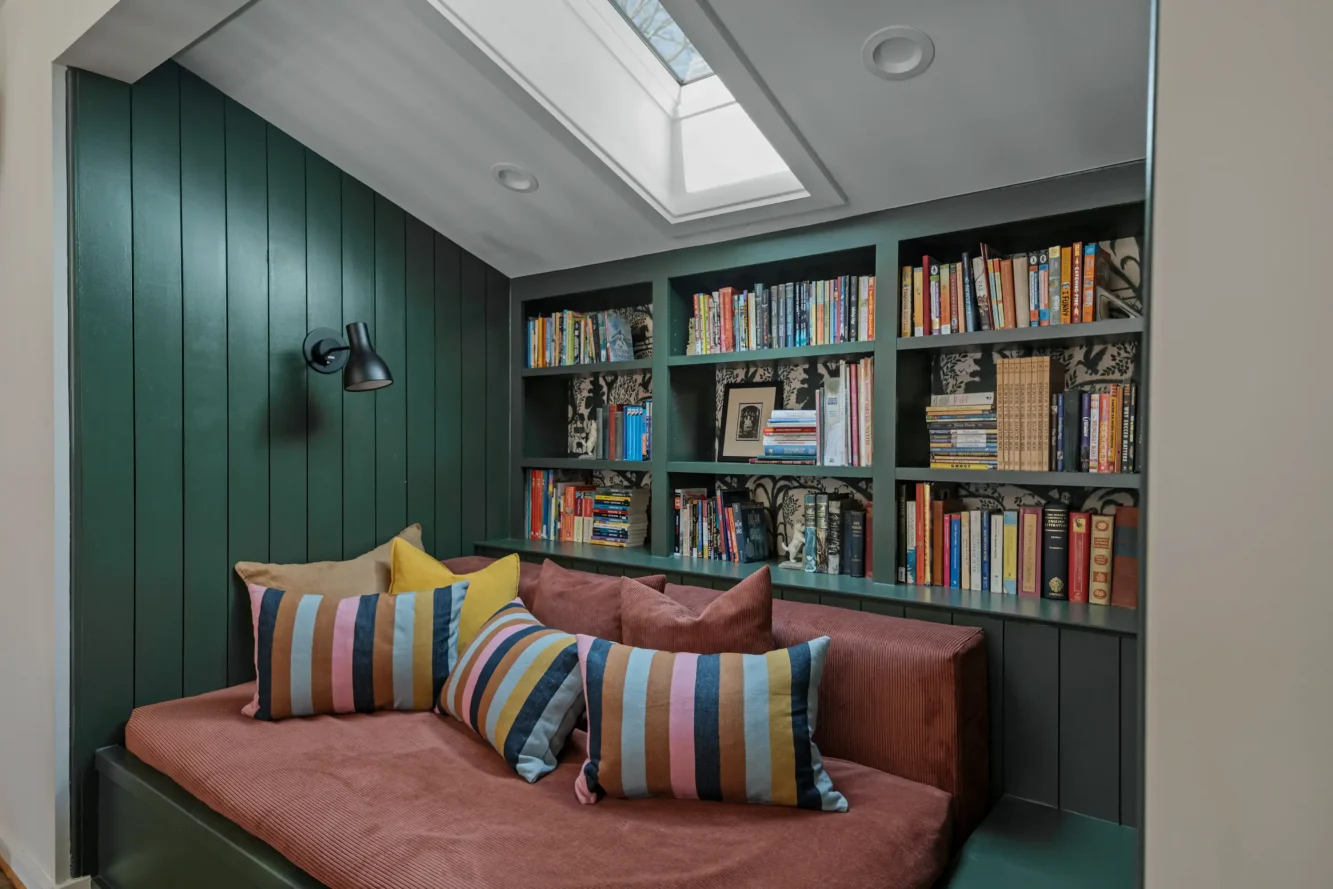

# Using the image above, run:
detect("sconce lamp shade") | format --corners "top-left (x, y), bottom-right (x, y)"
top-left (303, 322), bottom-right (393, 392)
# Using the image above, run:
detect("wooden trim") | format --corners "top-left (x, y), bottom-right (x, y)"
top-left (0, 852), bottom-right (29, 889)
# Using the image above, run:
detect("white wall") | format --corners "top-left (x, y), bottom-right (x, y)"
top-left (1144, 0), bottom-right (1333, 886)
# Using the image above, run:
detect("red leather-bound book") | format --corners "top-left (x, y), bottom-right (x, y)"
top-left (1068, 511), bottom-right (1091, 602)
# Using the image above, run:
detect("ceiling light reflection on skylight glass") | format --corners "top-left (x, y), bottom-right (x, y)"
top-left (609, 0), bottom-right (714, 84)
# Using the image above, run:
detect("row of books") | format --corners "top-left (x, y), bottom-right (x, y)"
top-left (525, 471), bottom-right (649, 547)
top-left (525, 309), bottom-right (636, 368)
top-left (897, 483), bottom-right (1138, 607)
top-left (1050, 383), bottom-right (1139, 473)
top-left (926, 394), bottom-right (997, 470)
top-left (674, 488), bottom-right (773, 563)
top-left (749, 358), bottom-right (875, 468)
top-left (801, 493), bottom-right (870, 578)
top-left (586, 401), bottom-right (652, 461)
top-left (900, 241), bottom-right (1124, 337)
top-left (687, 275), bottom-right (877, 355)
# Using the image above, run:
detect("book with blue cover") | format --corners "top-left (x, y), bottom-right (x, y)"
top-left (950, 515), bottom-right (962, 588)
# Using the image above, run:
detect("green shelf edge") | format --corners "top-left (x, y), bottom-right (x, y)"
top-left (896, 467), bottom-right (1141, 489)
top-left (668, 460), bottom-right (873, 479)
top-left (520, 358), bottom-right (652, 377)
top-left (519, 457), bottom-right (651, 472)
top-left (896, 317), bottom-right (1144, 352)
top-left (475, 538), bottom-right (1139, 635)
top-left (666, 340), bottom-right (875, 367)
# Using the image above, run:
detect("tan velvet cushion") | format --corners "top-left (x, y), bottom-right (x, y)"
top-left (529, 559), bottom-right (666, 641)
top-left (625, 566), bottom-right (774, 654)
top-left (234, 524), bottom-right (423, 599)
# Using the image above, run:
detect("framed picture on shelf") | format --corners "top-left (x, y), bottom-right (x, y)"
top-left (718, 381), bottom-right (782, 462)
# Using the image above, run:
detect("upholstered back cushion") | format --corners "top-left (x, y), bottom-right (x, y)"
top-left (530, 559), bottom-right (666, 641)
top-left (621, 566), bottom-right (774, 654)
top-left (235, 524), bottom-right (423, 599)
top-left (663, 583), bottom-right (990, 839)
top-left (440, 601), bottom-right (585, 783)
top-left (389, 540), bottom-right (519, 650)
top-left (242, 581), bottom-right (466, 720)
top-left (575, 635), bottom-right (846, 812)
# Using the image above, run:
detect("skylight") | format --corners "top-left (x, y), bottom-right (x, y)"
top-left (608, 0), bottom-right (713, 84)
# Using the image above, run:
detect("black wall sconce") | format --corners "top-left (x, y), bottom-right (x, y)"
top-left (303, 322), bottom-right (393, 392)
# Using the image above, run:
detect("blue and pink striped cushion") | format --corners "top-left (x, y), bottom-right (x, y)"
top-left (574, 635), bottom-right (847, 811)
top-left (242, 582), bottom-right (467, 720)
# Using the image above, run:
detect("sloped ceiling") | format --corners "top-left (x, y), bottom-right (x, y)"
top-left (180, 0), bottom-right (1149, 278)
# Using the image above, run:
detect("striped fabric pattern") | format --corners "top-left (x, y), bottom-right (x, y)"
top-left (243, 582), bottom-right (467, 721)
top-left (441, 601), bottom-right (585, 782)
top-left (574, 635), bottom-right (847, 812)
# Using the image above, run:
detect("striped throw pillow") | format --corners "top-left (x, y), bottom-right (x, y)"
top-left (574, 635), bottom-right (847, 812)
top-left (242, 582), bottom-right (467, 721)
top-left (440, 601), bottom-right (585, 783)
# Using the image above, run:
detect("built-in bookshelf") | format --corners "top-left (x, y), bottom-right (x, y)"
top-left (506, 179), bottom-right (1146, 631)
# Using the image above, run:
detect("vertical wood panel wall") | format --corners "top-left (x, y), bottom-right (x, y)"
top-left (68, 64), bottom-right (510, 873)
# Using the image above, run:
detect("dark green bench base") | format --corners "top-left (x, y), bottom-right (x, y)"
top-left (96, 746), bottom-right (1135, 889)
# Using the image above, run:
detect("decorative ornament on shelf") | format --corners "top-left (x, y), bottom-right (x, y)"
top-left (779, 519), bottom-right (805, 569)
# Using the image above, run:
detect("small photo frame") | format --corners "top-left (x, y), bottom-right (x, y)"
top-left (719, 381), bottom-right (783, 462)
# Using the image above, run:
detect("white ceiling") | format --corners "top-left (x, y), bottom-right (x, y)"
top-left (179, 0), bottom-right (1150, 278)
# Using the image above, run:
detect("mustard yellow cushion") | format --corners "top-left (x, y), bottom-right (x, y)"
top-left (389, 539), bottom-right (519, 650)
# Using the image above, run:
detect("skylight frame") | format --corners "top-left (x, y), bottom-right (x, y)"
top-left (606, 0), bottom-right (714, 85)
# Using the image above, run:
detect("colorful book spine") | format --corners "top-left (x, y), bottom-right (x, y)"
top-left (1070, 242), bottom-right (1083, 322)
top-left (905, 498), bottom-right (916, 584)
top-left (900, 266), bottom-right (912, 338)
top-left (959, 511), bottom-right (970, 590)
top-left (990, 513), bottom-right (1004, 593)
top-left (912, 267), bottom-right (925, 337)
top-left (1037, 250), bottom-right (1050, 325)
top-left (1018, 506), bottom-right (1042, 597)
top-left (1088, 513), bottom-right (1115, 605)
top-left (1061, 245), bottom-right (1075, 324)
top-left (1081, 243), bottom-right (1097, 322)
top-left (1026, 252), bottom-right (1040, 327)
top-left (980, 511), bottom-right (991, 594)
top-left (969, 510), bottom-right (983, 591)
top-left (961, 252), bottom-right (977, 333)
top-left (1098, 393), bottom-right (1112, 473)
top-left (1080, 391), bottom-right (1092, 472)
top-left (1068, 512), bottom-right (1091, 603)
top-left (939, 263), bottom-right (952, 336)
top-left (1002, 510), bottom-right (1019, 594)
top-left (1111, 506), bottom-right (1140, 609)
top-left (1048, 246), bottom-right (1062, 326)
top-left (971, 255), bottom-right (993, 331)
top-left (950, 515), bottom-right (962, 589)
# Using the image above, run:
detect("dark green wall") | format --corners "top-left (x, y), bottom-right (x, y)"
top-left (68, 63), bottom-right (509, 873)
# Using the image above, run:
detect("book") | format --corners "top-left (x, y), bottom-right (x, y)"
top-left (960, 253), bottom-right (978, 332)
top-left (1088, 512), bottom-right (1115, 605)
top-left (969, 510), bottom-right (983, 591)
top-left (1081, 243), bottom-right (1097, 322)
top-left (1037, 250), bottom-right (1050, 325)
top-left (815, 493), bottom-right (830, 572)
top-left (915, 483), bottom-right (928, 585)
top-left (897, 486), bottom-right (909, 582)
top-left (1026, 252), bottom-right (1040, 326)
top-left (827, 498), bottom-right (844, 574)
top-left (927, 259), bottom-right (940, 336)
top-left (999, 258), bottom-right (1016, 333)
top-left (1068, 512), bottom-right (1091, 603)
top-left (1041, 505), bottom-right (1070, 600)
top-left (1110, 505), bottom-right (1140, 608)
top-left (1012, 254), bottom-right (1030, 332)
top-left (1080, 391), bottom-right (1092, 471)
top-left (971, 255), bottom-right (993, 331)
top-left (1002, 510), bottom-right (1019, 594)
top-left (980, 510), bottom-right (991, 593)
top-left (990, 513), bottom-right (1004, 593)
top-left (844, 508), bottom-right (866, 578)
top-left (939, 261), bottom-right (952, 336)
top-left (1018, 506), bottom-right (1042, 597)
top-left (951, 263), bottom-right (964, 334)
top-left (900, 266), bottom-right (912, 338)
top-left (1060, 246), bottom-right (1073, 324)
top-left (965, 514), bottom-right (975, 591)
top-left (804, 493), bottom-right (818, 573)
top-left (865, 501), bottom-right (874, 579)
top-left (904, 498), bottom-right (916, 583)
top-left (1098, 393), bottom-right (1111, 473)
top-left (1048, 246), bottom-right (1063, 326)
top-left (1071, 241), bottom-right (1084, 322)
top-left (912, 267), bottom-right (925, 337)
top-left (949, 515), bottom-right (962, 588)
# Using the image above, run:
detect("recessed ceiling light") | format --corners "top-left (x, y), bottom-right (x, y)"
top-left (492, 163), bottom-right (539, 193)
top-left (862, 26), bottom-right (934, 81)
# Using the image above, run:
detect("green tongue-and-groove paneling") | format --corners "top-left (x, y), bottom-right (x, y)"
top-left (68, 62), bottom-right (510, 874)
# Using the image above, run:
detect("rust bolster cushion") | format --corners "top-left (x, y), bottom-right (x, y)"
top-left (663, 583), bottom-right (990, 843)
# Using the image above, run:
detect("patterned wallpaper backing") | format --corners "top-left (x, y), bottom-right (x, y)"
top-left (555, 237), bottom-right (1143, 554)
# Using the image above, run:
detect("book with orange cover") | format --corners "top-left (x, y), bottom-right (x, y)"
top-left (1088, 512), bottom-right (1115, 604)
top-left (912, 267), bottom-right (925, 337)
top-left (866, 276), bottom-right (876, 340)
top-left (1071, 242), bottom-right (1084, 322)
top-left (1060, 246), bottom-right (1073, 324)
top-left (1081, 243), bottom-right (1097, 322)
top-left (1000, 258), bottom-right (1017, 334)
top-left (915, 483), bottom-right (928, 584)
top-left (1111, 505), bottom-right (1139, 608)
top-left (1098, 393), bottom-right (1112, 473)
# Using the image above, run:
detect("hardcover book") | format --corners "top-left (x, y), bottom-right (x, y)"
top-left (1002, 510), bottom-right (1019, 594)
top-left (969, 510), bottom-right (983, 591)
top-left (1018, 506), bottom-right (1042, 597)
top-left (804, 493), bottom-right (818, 573)
top-left (980, 510), bottom-right (991, 593)
top-left (1041, 505), bottom-right (1070, 600)
top-left (844, 509), bottom-right (866, 578)
top-left (990, 513), bottom-right (1004, 593)
top-left (950, 515), bottom-right (962, 588)
top-left (1068, 512), bottom-right (1091, 603)
top-left (1088, 512), bottom-right (1116, 605)
top-left (959, 512), bottom-right (971, 591)
top-left (1111, 505), bottom-right (1140, 608)
top-left (905, 499), bottom-right (916, 584)
top-left (815, 493), bottom-right (830, 572)
top-left (827, 498), bottom-right (844, 574)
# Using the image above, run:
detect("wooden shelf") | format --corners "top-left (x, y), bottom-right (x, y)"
top-left (896, 317), bottom-right (1143, 353)
top-left (667, 340), bottom-right (874, 367)
top-left (520, 358), bottom-right (652, 377)
top-left (896, 467), bottom-right (1141, 489)
top-left (475, 538), bottom-right (1139, 635)
top-left (519, 458), bottom-right (651, 472)
top-left (668, 460), bottom-right (873, 479)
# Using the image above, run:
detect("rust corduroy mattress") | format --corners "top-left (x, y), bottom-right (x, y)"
top-left (126, 684), bottom-right (953, 889)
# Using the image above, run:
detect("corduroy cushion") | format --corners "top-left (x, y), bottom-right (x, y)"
top-left (389, 539), bottom-right (519, 650)
top-left (530, 559), bottom-right (666, 641)
top-left (623, 566), bottom-right (774, 654)
top-left (235, 524), bottom-right (423, 599)
top-left (241, 582), bottom-right (466, 720)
